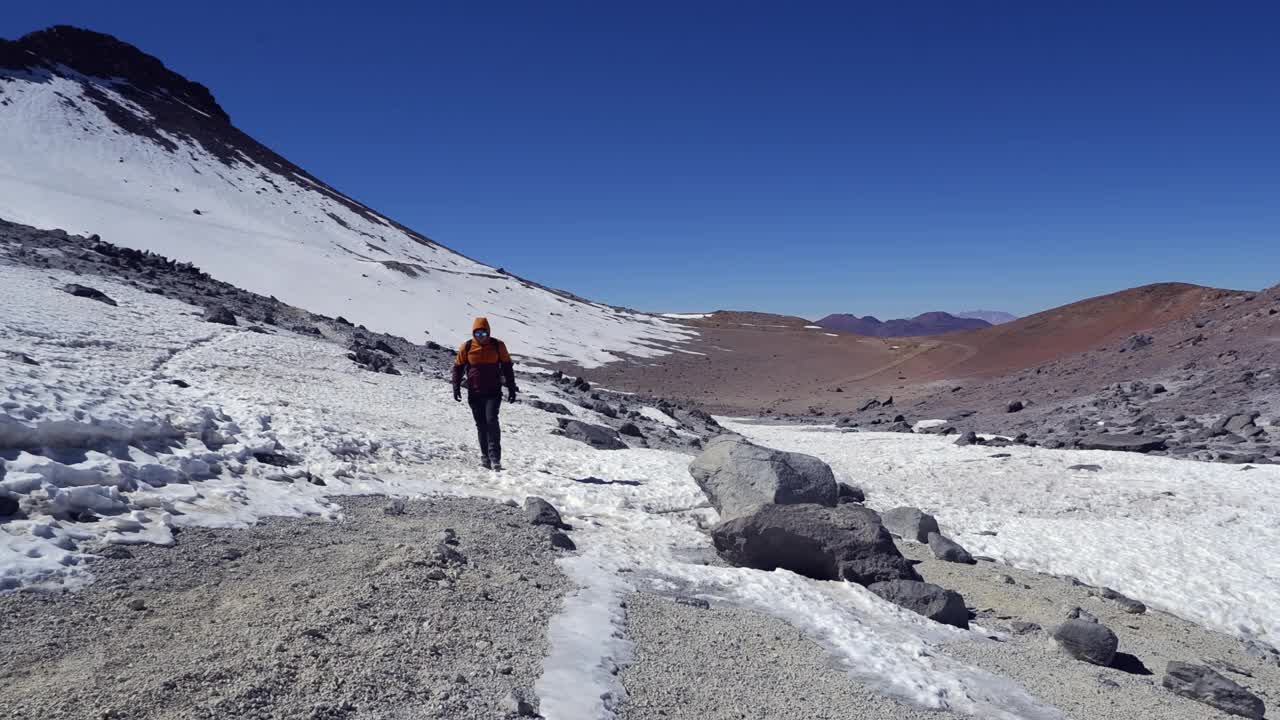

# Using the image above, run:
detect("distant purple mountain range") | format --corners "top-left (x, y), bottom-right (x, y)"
top-left (815, 310), bottom-right (1017, 337)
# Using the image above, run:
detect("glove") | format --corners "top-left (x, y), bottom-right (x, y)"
top-left (507, 388), bottom-right (518, 403)
top-left (453, 387), bottom-right (462, 402)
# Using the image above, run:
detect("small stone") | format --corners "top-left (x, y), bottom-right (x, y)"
top-left (501, 688), bottom-right (539, 716)
top-left (1099, 587), bottom-right (1146, 614)
top-left (1067, 606), bottom-right (1099, 624)
top-left (383, 499), bottom-right (407, 516)
top-left (927, 532), bottom-right (976, 564)
top-left (1007, 400), bottom-right (1025, 413)
top-left (437, 529), bottom-right (458, 545)
top-left (675, 596), bottom-right (711, 610)
top-left (127, 598), bottom-right (146, 612)
top-left (548, 529), bottom-right (576, 551)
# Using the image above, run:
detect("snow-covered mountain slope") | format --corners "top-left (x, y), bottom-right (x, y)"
top-left (0, 26), bottom-right (691, 367)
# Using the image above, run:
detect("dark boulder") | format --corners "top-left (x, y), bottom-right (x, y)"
top-left (927, 532), bottom-right (976, 564)
top-left (836, 482), bottom-right (865, 504)
top-left (1162, 662), bottom-right (1264, 719)
top-left (63, 283), bottom-right (117, 306)
top-left (954, 431), bottom-right (979, 447)
top-left (1007, 400), bottom-right (1025, 413)
top-left (618, 422), bottom-right (644, 438)
top-left (711, 503), bottom-right (920, 586)
top-left (881, 506), bottom-right (940, 543)
top-left (202, 305), bottom-right (237, 326)
top-left (548, 528), bottom-right (577, 551)
top-left (1052, 619), bottom-right (1118, 666)
top-left (0, 495), bottom-right (19, 516)
top-left (1077, 433), bottom-right (1167, 453)
top-left (555, 418), bottom-right (627, 450)
top-left (1098, 587), bottom-right (1147, 614)
top-left (590, 400), bottom-right (618, 419)
top-left (528, 399), bottom-right (572, 415)
top-left (347, 347), bottom-right (399, 375)
top-left (523, 497), bottom-right (566, 528)
top-left (867, 579), bottom-right (969, 629)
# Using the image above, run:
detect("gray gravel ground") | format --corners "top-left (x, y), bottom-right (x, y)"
top-left (900, 538), bottom-right (1280, 720)
top-left (0, 495), bottom-right (570, 720)
top-left (614, 540), bottom-right (1279, 720)
top-left (615, 593), bottom-right (943, 720)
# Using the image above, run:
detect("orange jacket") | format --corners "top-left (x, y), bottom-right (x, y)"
top-left (452, 317), bottom-right (516, 395)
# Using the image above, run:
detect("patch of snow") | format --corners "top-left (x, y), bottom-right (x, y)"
top-left (659, 313), bottom-right (711, 320)
top-left (823, 333), bottom-right (838, 337)
top-left (804, 325), bottom-right (823, 329)
top-left (913, 419), bottom-right (950, 431)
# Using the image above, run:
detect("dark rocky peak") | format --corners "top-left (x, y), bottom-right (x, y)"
top-left (1, 25), bottom-right (229, 123)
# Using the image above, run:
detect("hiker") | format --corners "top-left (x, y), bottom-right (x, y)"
top-left (452, 317), bottom-right (518, 470)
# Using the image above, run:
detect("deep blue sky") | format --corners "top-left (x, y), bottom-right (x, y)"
top-left (6, 3), bottom-right (1279, 319)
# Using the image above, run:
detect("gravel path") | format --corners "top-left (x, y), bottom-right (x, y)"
top-left (0, 495), bottom-right (570, 720)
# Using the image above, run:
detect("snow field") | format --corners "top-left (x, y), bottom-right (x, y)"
top-left (724, 420), bottom-right (1280, 648)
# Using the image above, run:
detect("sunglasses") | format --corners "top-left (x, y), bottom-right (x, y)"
top-left (473, 330), bottom-right (489, 337)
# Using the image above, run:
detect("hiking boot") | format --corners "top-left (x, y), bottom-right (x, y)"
top-left (490, 456), bottom-right (503, 472)
top-left (479, 457), bottom-right (492, 470)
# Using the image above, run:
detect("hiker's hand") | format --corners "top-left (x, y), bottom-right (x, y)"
top-left (453, 387), bottom-right (462, 402)
top-left (508, 389), bottom-right (518, 403)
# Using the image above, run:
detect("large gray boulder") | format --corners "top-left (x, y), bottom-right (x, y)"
top-left (1162, 662), bottom-right (1264, 719)
top-left (867, 579), bottom-right (969, 629)
top-left (1052, 619), bottom-right (1118, 666)
top-left (711, 503), bottom-right (920, 586)
top-left (555, 418), bottom-right (627, 450)
top-left (881, 507), bottom-right (940, 543)
top-left (689, 435), bottom-right (837, 521)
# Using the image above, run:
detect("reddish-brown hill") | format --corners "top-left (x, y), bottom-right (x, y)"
top-left (901, 282), bottom-right (1242, 380)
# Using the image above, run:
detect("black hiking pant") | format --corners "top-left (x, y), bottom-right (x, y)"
top-left (468, 393), bottom-right (502, 462)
